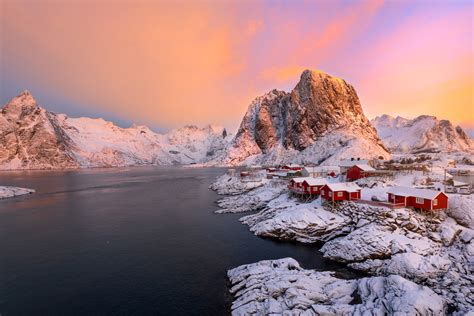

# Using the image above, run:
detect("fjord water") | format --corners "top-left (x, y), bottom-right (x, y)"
top-left (0, 167), bottom-right (346, 315)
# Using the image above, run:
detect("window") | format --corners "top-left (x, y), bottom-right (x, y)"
top-left (433, 199), bottom-right (438, 206)
top-left (329, 191), bottom-right (332, 197)
top-left (337, 192), bottom-right (343, 197)
top-left (416, 197), bottom-right (424, 204)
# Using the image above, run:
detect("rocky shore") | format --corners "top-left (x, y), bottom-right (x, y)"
top-left (211, 173), bottom-right (474, 315)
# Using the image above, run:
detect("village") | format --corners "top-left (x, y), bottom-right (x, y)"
top-left (235, 157), bottom-right (473, 215)
top-left (213, 157), bottom-right (473, 314)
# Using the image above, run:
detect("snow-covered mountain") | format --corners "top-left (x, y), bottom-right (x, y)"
top-left (0, 90), bottom-right (230, 169)
top-left (215, 69), bottom-right (390, 166)
top-left (372, 114), bottom-right (473, 154)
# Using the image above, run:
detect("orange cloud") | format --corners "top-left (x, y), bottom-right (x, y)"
top-left (1, 1), bottom-right (261, 129)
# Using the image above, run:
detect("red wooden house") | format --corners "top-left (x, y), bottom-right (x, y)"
top-left (387, 186), bottom-right (448, 211)
top-left (288, 177), bottom-right (312, 194)
top-left (346, 164), bottom-right (376, 181)
top-left (320, 183), bottom-right (361, 202)
top-left (301, 178), bottom-right (328, 195)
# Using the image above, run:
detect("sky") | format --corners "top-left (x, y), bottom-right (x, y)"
top-left (1, 0), bottom-right (473, 133)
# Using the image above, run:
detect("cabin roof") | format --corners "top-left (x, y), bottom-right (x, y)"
top-left (387, 186), bottom-right (444, 200)
top-left (303, 166), bottom-right (340, 172)
top-left (324, 182), bottom-right (361, 192)
top-left (303, 178), bottom-right (328, 186)
top-left (291, 177), bottom-right (313, 183)
top-left (353, 164), bottom-right (376, 172)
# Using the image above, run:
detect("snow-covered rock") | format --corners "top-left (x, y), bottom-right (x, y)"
top-left (321, 223), bottom-right (437, 262)
top-left (209, 172), bottom-right (265, 196)
top-left (241, 198), bottom-right (350, 243)
top-left (227, 258), bottom-right (446, 315)
top-left (447, 195), bottom-right (474, 229)
top-left (0, 186), bottom-right (35, 199)
top-left (372, 114), bottom-right (473, 154)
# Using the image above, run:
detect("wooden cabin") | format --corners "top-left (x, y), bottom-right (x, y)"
top-left (301, 178), bottom-right (328, 195)
top-left (387, 186), bottom-right (448, 211)
top-left (346, 164), bottom-right (376, 181)
top-left (321, 183), bottom-right (361, 202)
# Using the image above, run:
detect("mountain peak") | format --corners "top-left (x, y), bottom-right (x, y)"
top-left (222, 69), bottom-right (389, 165)
top-left (2, 90), bottom-right (40, 119)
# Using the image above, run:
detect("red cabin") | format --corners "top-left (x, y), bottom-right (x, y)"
top-left (387, 187), bottom-right (448, 211)
top-left (288, 177), bottom-right (312, 194)
top-left (346, 164), bottom-right (376, 181)
top-left (301, 178), bottom-right (328, 195)
top-left (321, 183), bottom-right (361, 202)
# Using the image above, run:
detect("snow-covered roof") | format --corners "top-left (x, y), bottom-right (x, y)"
top-left (453, 180), bottom-right (469, 187)
top-left (323, 182), bottom-right (361, 192)
top-left (354, 164), bottom-right (376, 172)
top-left (339, 159), bottom-right (369, 167)
top-left (303, 166), bottom-right (340, 172)
top-left (291, 177), bottom-right (313, 183)
top-left (283, 164), bottom-right (302, 168)
top-left (303, 178), bottom-right (328, 186)
top-left (387, 186), bottom-right (444, 200)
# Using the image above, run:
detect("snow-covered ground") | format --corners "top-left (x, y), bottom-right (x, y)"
top-left (0, 186), bottom-right (35, 199)
top-left (212, 166), bottom-right (474, 314)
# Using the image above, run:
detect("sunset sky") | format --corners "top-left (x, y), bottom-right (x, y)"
top-left (1, 0), bottom-right (473, 132)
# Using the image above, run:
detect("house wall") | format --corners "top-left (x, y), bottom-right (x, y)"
top-left (388, 193), bottom-right (406, 204)
top-left (350, 191), bottom-right (361, 200)
top-left (347, 166), bottom-right (363, 181)
top-left (432, 193), bottom-right (448, 209)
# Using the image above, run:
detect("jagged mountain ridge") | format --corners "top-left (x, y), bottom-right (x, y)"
top-left (0, 91), bottom-right (230, 169)
top-left (217, 69), bottom-right (390, 166)
top-left (371, 114), bottom-right (473, 154)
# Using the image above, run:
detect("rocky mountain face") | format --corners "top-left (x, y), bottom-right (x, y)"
top-left (0, 91), bottom-right (230, 169)
top-left (372, 114), bottom-right (473, 154)
top-left (0, 91), bottom-right (79, 169)
top-left (220, 70), bottom-right (390, 166)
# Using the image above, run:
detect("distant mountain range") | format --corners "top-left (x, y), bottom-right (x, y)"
top-left (371, 115), bottom-right (473, 154)
top-left (0, 91), bottom-right (230, 169)
top-left (1, 71), bottom-right (472, 170)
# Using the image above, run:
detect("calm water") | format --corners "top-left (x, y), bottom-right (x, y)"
top-left (0, 167), bottom-right (350, 315)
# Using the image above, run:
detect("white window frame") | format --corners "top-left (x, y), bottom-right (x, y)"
top-left (329, 191), bottom-right (332, 197)
top-left (337, 192), bottom-right (343, 197)
top-left (433, 199), bottom-right (438, 206)
top-left (415, 197), bottom-right (424, 204)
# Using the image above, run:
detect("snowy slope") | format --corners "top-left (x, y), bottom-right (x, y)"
top-left (372, 114), bottom-right (473, 153)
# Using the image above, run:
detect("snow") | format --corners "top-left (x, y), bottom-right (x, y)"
top-left (62, 117), bottom-right (231, 167)
top-left (0, 186), bottom-right (35, 199)
top-left (372, 114), bottom-right (473, 153)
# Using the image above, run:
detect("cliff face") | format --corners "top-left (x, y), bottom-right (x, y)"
top-left (223, 70), bottom-right (390, 166)
top-left (372, 114), bottom-right (473, 154)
